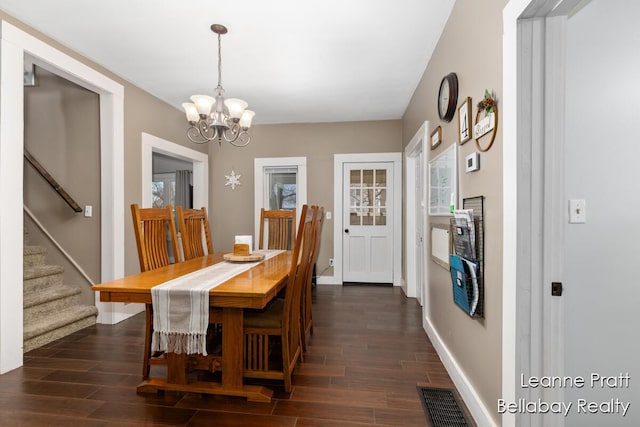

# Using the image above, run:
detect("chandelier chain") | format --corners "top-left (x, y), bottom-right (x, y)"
top-left (217, 33), bottom-right (222, 89)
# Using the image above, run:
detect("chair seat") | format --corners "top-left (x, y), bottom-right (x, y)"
top-left (244, 299), bottom-right (284, 329)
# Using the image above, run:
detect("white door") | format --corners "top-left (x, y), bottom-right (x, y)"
top-left (561, 3), bottom-right (638, 425)
top-left (342, 162), bottom-right (393, 283)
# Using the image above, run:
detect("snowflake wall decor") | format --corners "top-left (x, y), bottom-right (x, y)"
top-left (224, 169), bottom-right (241, 190)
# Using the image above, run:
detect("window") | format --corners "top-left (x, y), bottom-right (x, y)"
top-left (152, 173), bottom-right (176, 208)
top-left (265, 166), bottom-right (298, 210)
top-left (254, 157), bottom-right (307, 245)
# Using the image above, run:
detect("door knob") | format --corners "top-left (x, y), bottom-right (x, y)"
top-left (344, 229), bottom-right (349, 233)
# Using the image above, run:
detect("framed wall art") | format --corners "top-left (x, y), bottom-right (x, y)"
top-left (430, 126), bottom-right (442, 150)
top-left (458, 96), bottom-right (472, 144)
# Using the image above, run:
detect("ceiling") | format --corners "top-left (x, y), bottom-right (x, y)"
top-left (0, 0), bottom-right (454, 125)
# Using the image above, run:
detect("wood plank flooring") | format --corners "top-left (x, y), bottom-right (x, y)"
top-left (0, 285), bottom-right (473, 426)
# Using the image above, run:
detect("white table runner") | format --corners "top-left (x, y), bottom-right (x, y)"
top-left (151, 249), bottom-right (283, 355)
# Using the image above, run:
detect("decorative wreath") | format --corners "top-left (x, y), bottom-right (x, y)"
top-left (474, 89), bottom-right (498, 152)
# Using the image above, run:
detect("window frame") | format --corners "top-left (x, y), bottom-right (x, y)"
top-left (254, 157), bottom-right (307, 246)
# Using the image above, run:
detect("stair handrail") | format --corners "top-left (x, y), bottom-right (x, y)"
top-left (24, 149), bottom-right (83, 213)
top-left (24, 205), bottom-right (95, 286)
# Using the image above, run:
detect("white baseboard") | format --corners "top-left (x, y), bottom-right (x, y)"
top-left (316, 275), bottom-right (340, 285)
top-left (423, 315), bottom-right (497, 427)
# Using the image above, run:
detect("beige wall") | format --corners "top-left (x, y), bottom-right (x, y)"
top-left (24, 68), bottom-right (100, 305)
top-left (403, 0), bottom-right (507, 423)
top-left (208, 120), bottom-right (402, 272)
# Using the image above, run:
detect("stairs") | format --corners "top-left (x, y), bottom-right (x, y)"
top-left (23, 240), bottom-right (98, 353)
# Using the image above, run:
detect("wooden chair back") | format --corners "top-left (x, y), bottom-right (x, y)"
top-left (302, 205), bottom-right (324, 350)
top-left (258, 208), bottom-right (296, 250)
top-left (131, 204), bottom-right (180, 272)
top-left (176, 206), bottom-right (213, 261)
top-left (281, 205), bottom-right (317, 374)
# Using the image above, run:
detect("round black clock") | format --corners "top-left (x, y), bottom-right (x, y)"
top-left (437, 72), bottom-right (458, 122)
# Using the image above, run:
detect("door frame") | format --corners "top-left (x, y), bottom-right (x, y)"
top-left (142, 132), bottom-right (209, 210)
top-left (332, 152), bottom-right (402, 286)
top-left (0, 20), bottom-right (124, 372)
top-left (503, 1), bottom-right (583, 425)
top-left (405, 121), bottom-right (429, 301)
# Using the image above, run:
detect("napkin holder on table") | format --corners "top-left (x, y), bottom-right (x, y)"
top-left (233, 235), bottom-right (253, 256)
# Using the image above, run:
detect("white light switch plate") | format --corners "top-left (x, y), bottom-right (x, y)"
top-left (568, 199), bottom-right (586, 223)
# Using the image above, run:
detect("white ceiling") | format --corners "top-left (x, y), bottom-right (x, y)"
top-left (0, 0), bottom-right (454, 125)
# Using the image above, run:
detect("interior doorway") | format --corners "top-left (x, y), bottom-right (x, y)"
top-left (0, 20), bottom-right (124, 373)
top-left (332, 153), bottom-right (402, 286)
top-left (503, 1), bottom-right (638, 426)
top-left (405, 122), bottom-right (428, 302)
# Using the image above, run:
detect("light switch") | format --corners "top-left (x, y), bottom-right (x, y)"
top-left (568, 199), bottom-right (586, 224)
top-left (84, 205), bottom-right (92, 218)
top-left (326, 211), bottom-right (332, 220)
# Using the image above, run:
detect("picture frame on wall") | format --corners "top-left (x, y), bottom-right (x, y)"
top-left (458, 96), bottom-right (472, 144)
top-left (430, 126), bottom-right (442, 150)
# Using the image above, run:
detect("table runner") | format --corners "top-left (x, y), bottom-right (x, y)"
top-left (151, 250), bottom-right (283, 355)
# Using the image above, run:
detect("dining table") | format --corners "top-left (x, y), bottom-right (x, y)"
top-left (92, 250), bottom-right (291, 402)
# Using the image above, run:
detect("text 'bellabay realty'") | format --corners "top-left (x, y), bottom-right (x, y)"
top-left (498, 373), bottom-right (631, 417)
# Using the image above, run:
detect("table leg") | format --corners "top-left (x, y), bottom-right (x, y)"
top-left (137, 307), bottom-right (273, 402)
top-left (222, 307), bottom-right (244, 388)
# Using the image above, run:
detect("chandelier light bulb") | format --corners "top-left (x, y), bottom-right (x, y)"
top-left (239, 110), bottom-right (255, 129)
top-left (224, 98), bottom-right (249, 120)
top-left (182, 103), bottom-right (199, 123)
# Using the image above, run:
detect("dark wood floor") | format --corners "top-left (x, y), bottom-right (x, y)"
top-left (0, 285), bottom-right (472, 426)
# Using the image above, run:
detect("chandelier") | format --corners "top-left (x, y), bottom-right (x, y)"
top-left (182, 24), bottom-right (254, 146)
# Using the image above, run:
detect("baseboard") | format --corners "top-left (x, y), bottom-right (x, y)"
top-left (316, 275), bottom-right (340, 285)
top-left (423, 315), bottom-right (497, 427)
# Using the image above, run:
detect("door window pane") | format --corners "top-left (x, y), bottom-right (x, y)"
top-left (349, 168), bottom-right (390, 226)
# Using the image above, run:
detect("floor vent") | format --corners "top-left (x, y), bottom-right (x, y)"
top-left (417, 386), bottom-right (472, 427)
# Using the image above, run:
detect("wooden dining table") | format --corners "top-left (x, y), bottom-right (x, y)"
top-left (92, 250), bottom-right (291, 402)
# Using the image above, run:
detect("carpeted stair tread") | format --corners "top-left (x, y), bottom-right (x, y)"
top-left (23, 246), bottom-right (48, 267)
top-left (23, 264), bottom-right (64, 279)
top-left (23, 284), bottom-right (81, 309)
top-left (23, 305), bottom-right (98, 341)
top-left (23, 245), bottom-right (47, 256)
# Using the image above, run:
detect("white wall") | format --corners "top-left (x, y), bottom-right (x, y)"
top-left (564, 1), bottom-right (639, 425)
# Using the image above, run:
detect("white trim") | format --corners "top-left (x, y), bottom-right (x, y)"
top-left (404, 121), bottom-right (429, 300)
top-left (332, 152), bottom-right (402, 286)
top-left (0, 26), bottom-right (26, 373)
top-left (0, 20), bottom-right (124, 371)
top-left (503, 2), bottom-right (580, 426)
top-left (253, 157), bottom-right (307, 247)
top-left (423, 316), bottom-right (496, 427)
top-left (142, 133), bottom-right (209, 210)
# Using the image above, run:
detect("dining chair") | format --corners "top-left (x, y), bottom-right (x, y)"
top-left (176, 206), bottom-right (213, 261)
top-left (131, 204), bottom-right (181, 271)
top-left (243, 204), bottom-right (317, 392)
top-left (258, 208), bottom-right (296, 250)
top-left (302, 205), bottom-right (324, 352)
top-left (131, 203), bottom-right (181, 378)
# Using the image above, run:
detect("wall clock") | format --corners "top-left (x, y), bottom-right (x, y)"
top-left (438, 72), bottom-right (458, 122)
